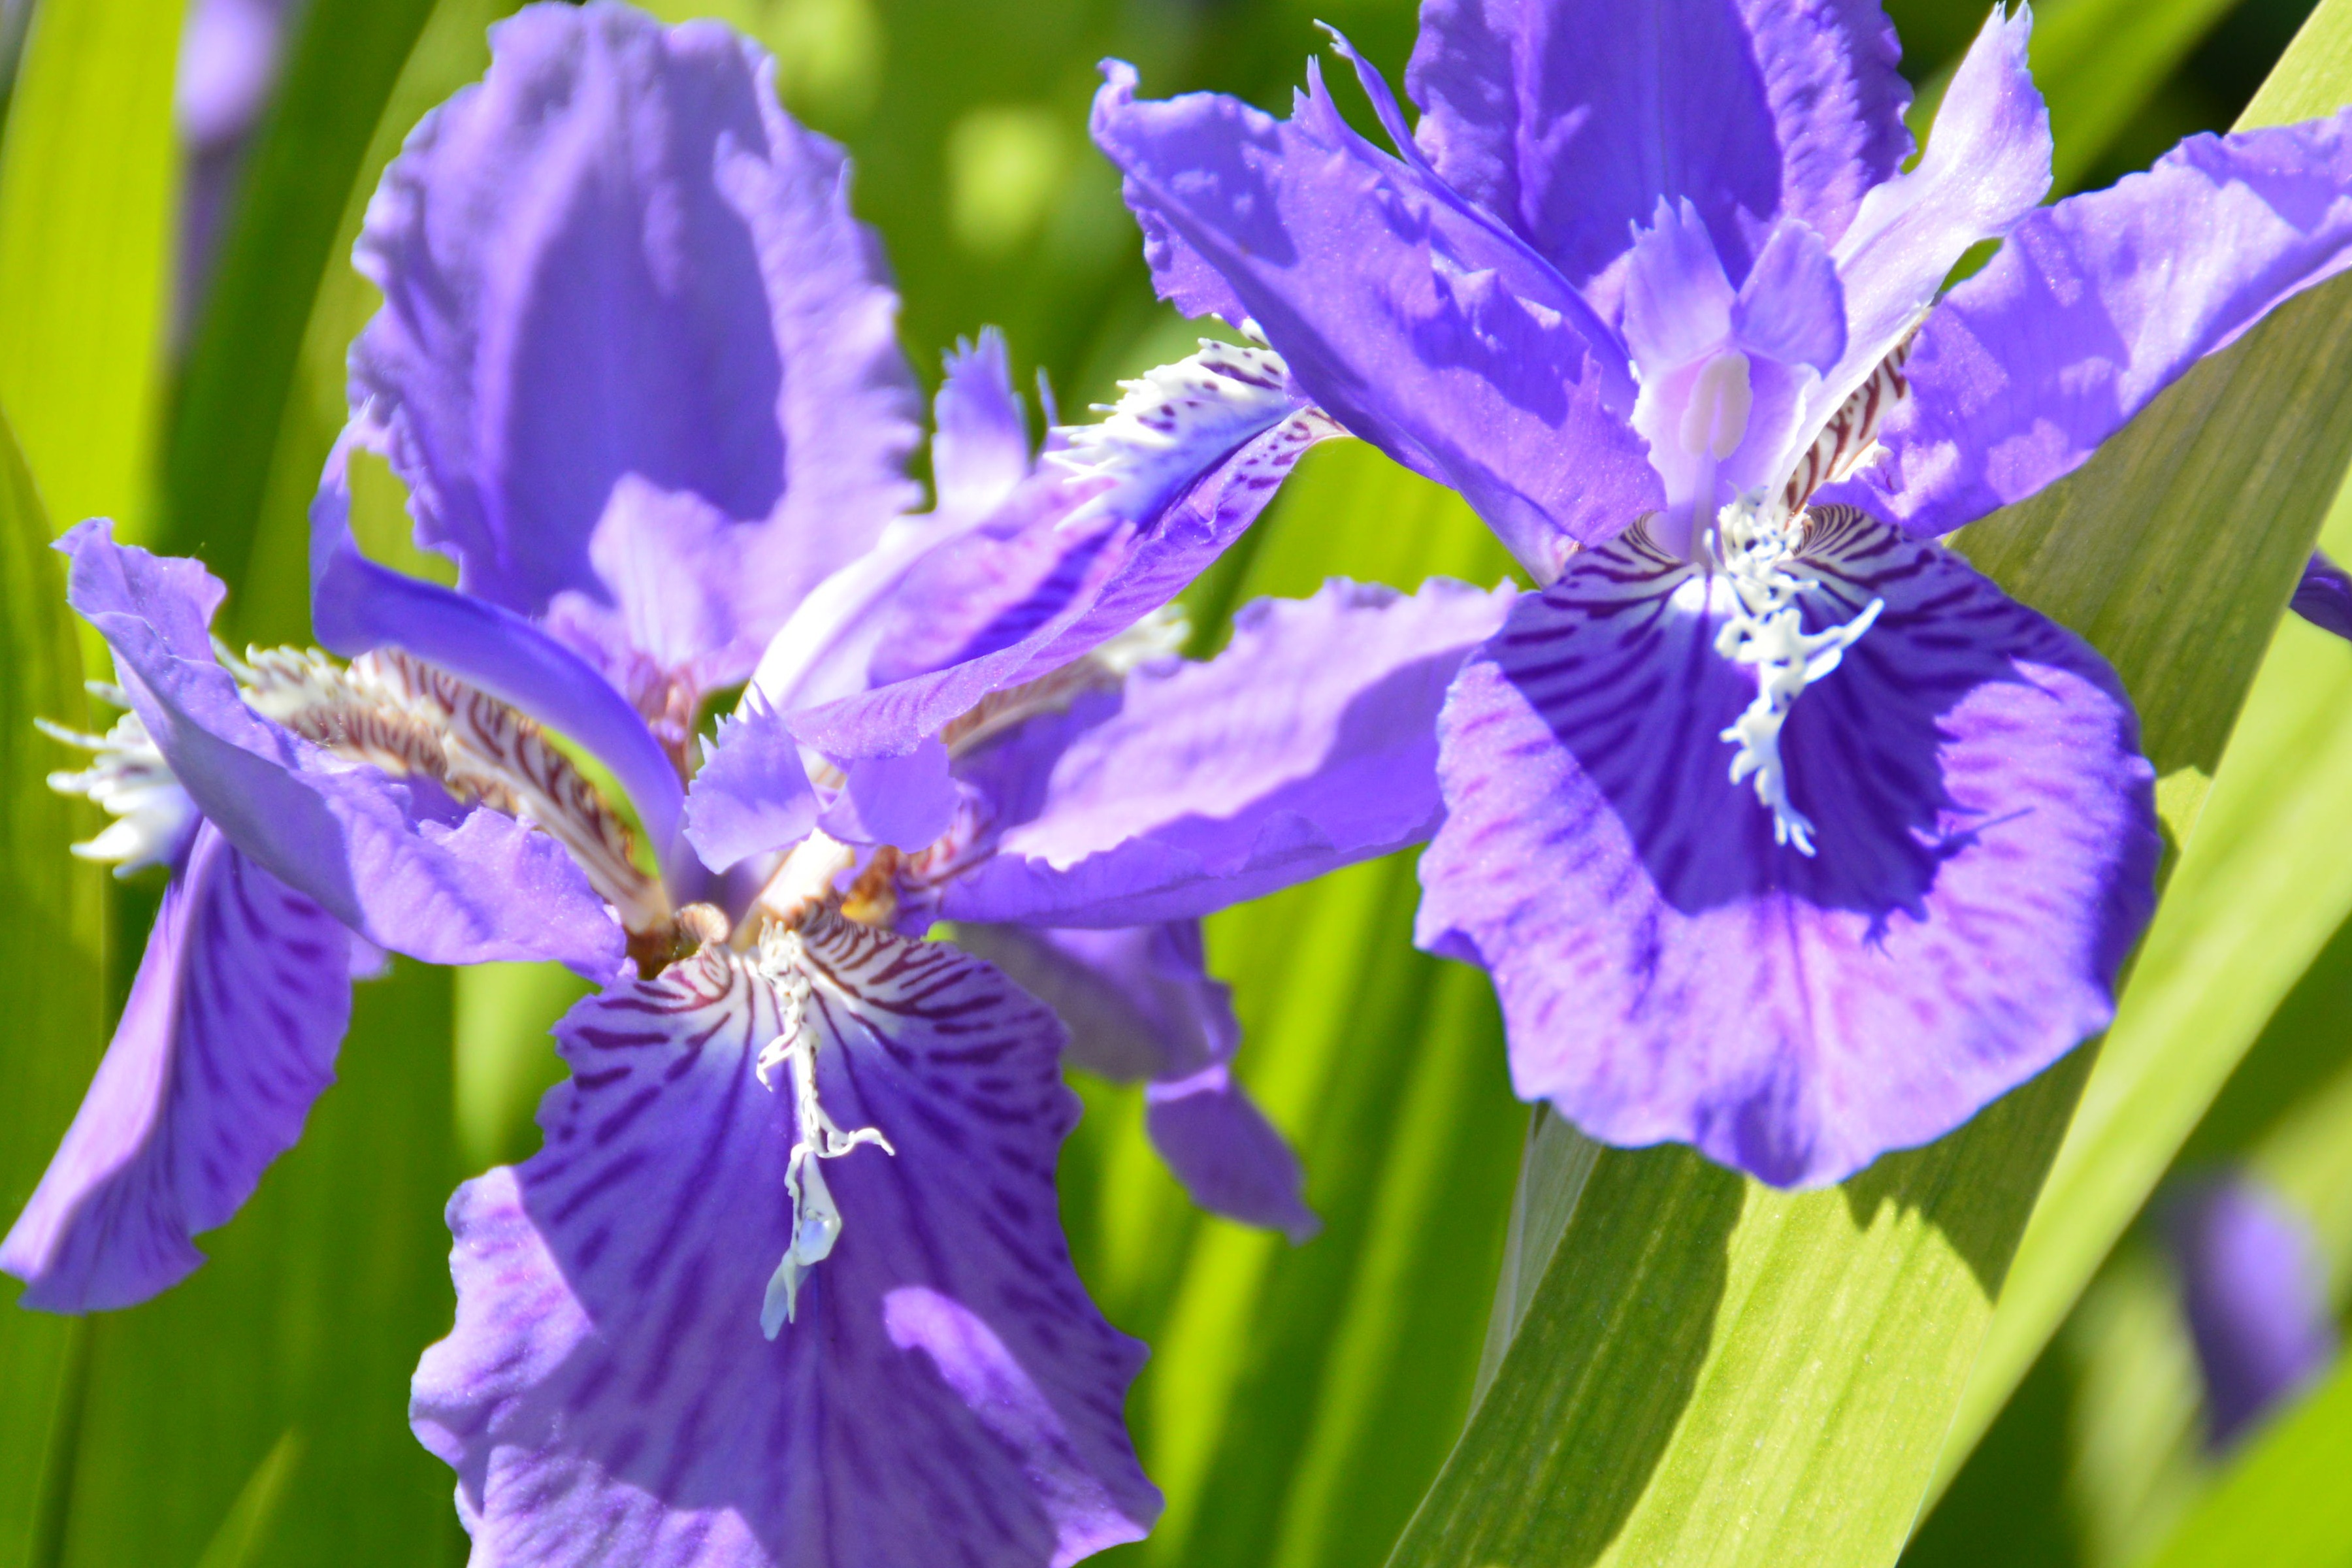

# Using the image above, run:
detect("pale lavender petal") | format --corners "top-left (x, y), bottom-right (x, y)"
top-left (943, 577), bottom-right (1515, 929)
top-left (933, 330), bottom-right (1033, 519)
top-left (1837, 110), bottom-right (2352, 534)
top-left (1, 825), bottom-right (350, 1311)
top-left (1092, 59), bottom-right (1658, 576)
top-left (817, 742), bottom-right (960, 851)
top-left (1821, 6), bottom-right (2048, 415)
top-left (944, 921), bottom-right (1316, 1241)
top-left (410, 913), bottom-right (1158, 1566)
top-left (680, 698), bottom-right (821, 874)
top-left (176, 0), bottom-right (289, 150)
top-left (787, 349), bottom-right (1340, 764)
top-left (2292, 551), bottom-right (2352, 642)
top-left (70, 520), bottom-right (623, 974)
top-left (2166, 1174), bottom-right (2340, 1449)
top-left (1405, 0), bottom-right (1910, 293)
top-left (312, 452), bottom-right (685, 855)
top-left (1416, 510), bottom-right (2159, 1188)
top-left (351, 0), bottom-right (919, 689)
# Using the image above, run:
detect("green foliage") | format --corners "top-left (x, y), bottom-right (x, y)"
top-left (0, 406), bottom-right (106, 1568)
top-left (0, 0), bottom-right (185, 541)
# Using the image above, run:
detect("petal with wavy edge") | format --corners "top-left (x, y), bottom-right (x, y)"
top-left (69, 521), bottom-right (623, 974)
top-left (1415, 510), bottom-right (2157, 1188)
top-left (1090, 59), bottom-right (1656, 577)
top-left (410, 913), bottom-right (1158, 1567)
top-left (350, 0), bottom-right (919, 690)
top-left (1821, 6), bottom-right (2049, 421)
top-left (946, 921), bottom-right (1317, 1240)
top-left (2, 825), bottom-right (351, 1311)
top-left (1405, 0), bottom-right (1910, 297)
top-left (1833, 110), bottom-right (2352, 534)
top-left (941, 577), bottom-right (1516, 929)
top-left (932, 330), bottom-right (1033, 519)
top-left (785, 353), bottom-right (1339, 765)
top-left (681, 697), bottom-right (820, 874)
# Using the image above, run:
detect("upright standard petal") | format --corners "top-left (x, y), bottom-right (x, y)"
top-left (71, 521), bottom-right (623, 973)
top-left (2166, 1175), bottom-right (2340, 1448)
top-left (1416, 510), bottom-right (2158, 1187)
top-left (1406, 0), bottom-right (1910, 297)
top-left (1823, 4), bottom-right (2049, 409)
top-left (1092, 60), bottom-right (1658, 576)
top-left (351, 0), bottom-right (919, 689)
top-left (2, 825), bottom-right (351, 1311)
top-left (781, 343), bottom-right (1340, 767)
top-left (943, 577), bottom-right (1516, 929)
top-left (411, 913), bottom-right (1158, 1567)
top-left (1842, 110), bottom-right (2352, 534)
top-left (949, 922), bottom-right (1317, 1242)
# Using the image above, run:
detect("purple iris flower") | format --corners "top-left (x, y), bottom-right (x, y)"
top-left (2166, 1174), bottom-right (2339, 1449)
top-left (65, 4), bottom-right (1507, 1558)
top-left (687, 332), bottom-right (1516, 1237)
top-left (1092, 0), bottom-right (2352, 1186)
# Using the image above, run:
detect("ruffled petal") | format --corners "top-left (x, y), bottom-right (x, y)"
top-left (783, 344), bottom-right (1339, 764)
top-left (1823, 5), bottom-right (2049, 413)
top-left (947, 922), bottom-right (1316, 1241)
top-left (410, 913), bottom-right (1157, 1567)
top-left (2166, 1174), bottom-right (2340, 1448)
top-left (932, 330), bottom-right (1033, 520)
top-left (1091, 59), bottom-right (1656, 576)
top-left (1, 825), bottom-right (351, 1311)
top-left (680, 696), bottom-right (821, 874)
top-left (1405, 0), bottom-right (1910, 291)
top-left (941, 577), bottom-right (1516, 929)
top-left (70, 521), bottom-right (623, 973)
top-left (350, 0), bottom-right (919, 690)
top-left (1836, 110), bottom-right (2352, 534)
top-left (1416, 510), bottom-right (2159, 1188)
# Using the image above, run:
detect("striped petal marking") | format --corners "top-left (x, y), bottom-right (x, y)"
top-left (1418, 506), bottom-right (2157, 1187)
top-left (412, 909), bottom-right (1158, 1568)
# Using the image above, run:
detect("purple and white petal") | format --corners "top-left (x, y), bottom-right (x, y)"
top-left (1091, 60), bottom-right (1657, 576)
top-left (1821, 5), bottom-right (2050, 414)
top-left (1416, 510), bottom-right (2159, 1188)
top-left (942, 577), bottom-right (1515, 929)
top-left (1838, 109), bottom-right (2352, 534)
top-left (2292, 550), bottom-right (2352, 642)
top-left (2166, 1173), bottom-right (2340, 1448)
top-left (945, 922), bottom-right (1316, 1241)
top-left (785, 344), bottom-right (1341, 764)
top-left (1406, 0), bottom-right (1908, 302)
top-left (312, 452), bottom-right (687, 856)
top-left (351, 0), bottom-right (919, 689)
top-left (71, 521), bottom-right (623, 974)
top-left (933, 331), bottom-right (1034, 520)
top-left (681, 696), bottom-right (821, 874)
top-left (411, 912), bottom-right (1158, 1567)
top-left (1, 825), bottom-right (351, 1311)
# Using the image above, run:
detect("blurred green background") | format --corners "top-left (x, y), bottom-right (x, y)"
top-left (3, 0), bottom-right (2350, 1565)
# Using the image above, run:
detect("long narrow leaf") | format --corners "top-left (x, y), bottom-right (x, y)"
top-left (0, 0), bottom-right (184, 540)
top-left (0, 405), bottom-right (106, 1568)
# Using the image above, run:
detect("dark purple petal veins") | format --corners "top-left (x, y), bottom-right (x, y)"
top-left (1416, 509), bottom-right (2159, 1187)
top-left (3, 825), bottom-right (352, 1311)
top-left (412, 911), bottom-right (1158, 1567)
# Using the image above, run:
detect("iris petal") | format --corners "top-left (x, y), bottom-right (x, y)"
top-left (1416, 511), bottom-right (2158, 1187)
top-left (412, 912), bottom-right (1158, 1567)
top-left (3, 825), bottom-right (351, 1311)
